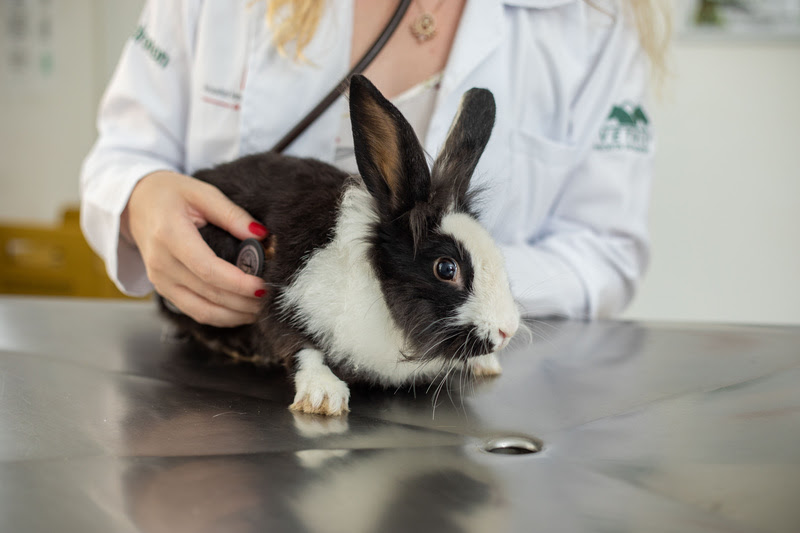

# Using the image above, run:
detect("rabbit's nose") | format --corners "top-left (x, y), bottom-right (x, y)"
top-left (495, 329), bottom-right (512, 350)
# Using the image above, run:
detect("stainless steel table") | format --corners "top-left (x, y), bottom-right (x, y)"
top-left (1, 297), bottom-right (798, 533)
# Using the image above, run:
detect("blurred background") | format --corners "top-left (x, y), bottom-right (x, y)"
top-left (0, 0), bottom-right (798, 324)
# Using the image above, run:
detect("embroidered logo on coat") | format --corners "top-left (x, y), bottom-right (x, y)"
top-left (594, 104), bottom-right (650, 153)
top-left (132, 25), bottom-right (169, 68)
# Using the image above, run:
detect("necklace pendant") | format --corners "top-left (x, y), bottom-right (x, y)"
top-left (410, 13), bottom-right (437, 43)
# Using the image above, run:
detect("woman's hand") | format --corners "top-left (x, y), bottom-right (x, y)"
top-left (125, 170), bottom-right (269, 327)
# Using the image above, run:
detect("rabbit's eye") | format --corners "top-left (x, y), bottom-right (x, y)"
top-left (434, 257), bottom-right (459, 282)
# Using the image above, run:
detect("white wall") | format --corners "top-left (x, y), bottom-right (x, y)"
top-left (0, 0), bottom-right (142, 224)
top-left (1, 1), bottom-right (798, 325)
top-left (0, 0), bottom-right (95, 224)
top-left (623, 41), bottom-right (800, 325)
top-left (95, 1), bottom-right (146, 100)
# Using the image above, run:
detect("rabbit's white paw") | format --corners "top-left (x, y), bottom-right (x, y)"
top-left (469, 353), bottom-right (502, 378)
top-left (290, 349), bottom-right (350, 416)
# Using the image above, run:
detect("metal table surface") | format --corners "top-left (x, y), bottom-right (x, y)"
top-left (1, 296), bottom-right (799, 533)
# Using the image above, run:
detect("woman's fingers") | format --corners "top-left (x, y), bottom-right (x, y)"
top-left (153, 254), bottom-right (264, 316)
top-left (163, 284), bottom-right (259, 328)
top-left (189, 181), bottom-right (269, 241)
top-left (170, 218), bottom-right (267, 299)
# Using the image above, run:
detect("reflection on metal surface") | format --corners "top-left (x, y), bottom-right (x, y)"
top-left (1, 297), bottom-right (800, 532)
top-left (118, 385), bottom-right (505, 533)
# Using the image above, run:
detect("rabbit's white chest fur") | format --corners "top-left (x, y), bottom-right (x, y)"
top-left (279, 185), bottom-right (453, 386)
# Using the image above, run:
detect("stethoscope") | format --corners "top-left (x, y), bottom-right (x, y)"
top-left (268, 0), bottom-right (412, 154)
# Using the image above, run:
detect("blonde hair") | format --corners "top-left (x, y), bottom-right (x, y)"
top-left (623, 0), bottom-right (673, 85)
top-left (263, 0), bottom-right (324, 62)
top-left (262, 0), bottom-right (672, 81)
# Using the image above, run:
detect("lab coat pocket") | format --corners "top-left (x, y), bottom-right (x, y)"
top-left (507, 128), bottom-right (578, 237)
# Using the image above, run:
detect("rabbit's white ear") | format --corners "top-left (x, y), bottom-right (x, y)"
top-left (349, 75), bottom-right (430, 216)
top-left (431, 88), bottom-right (496, 206)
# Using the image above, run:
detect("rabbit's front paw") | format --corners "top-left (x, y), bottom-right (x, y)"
top-left (290, 349), bottom-right (350, 416)
top-left (468, 353), bottom-right (502, 378)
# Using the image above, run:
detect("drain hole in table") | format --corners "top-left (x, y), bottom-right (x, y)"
top-left (482, 436), bottom-right (542, 455)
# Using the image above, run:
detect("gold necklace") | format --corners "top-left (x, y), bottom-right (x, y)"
top-left (409, 0), bottom-right (446, 43)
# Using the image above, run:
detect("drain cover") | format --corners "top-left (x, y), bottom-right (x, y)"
top-left (482, 436), bottom-right (542, 455)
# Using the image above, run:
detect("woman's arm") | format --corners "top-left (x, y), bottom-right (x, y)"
top-left (80, 0), bottom-right (267, 326)
top-left (506, 14), bottom-right (653, 319)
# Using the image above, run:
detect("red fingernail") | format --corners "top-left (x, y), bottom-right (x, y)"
top-left (249, 222), bottom-right (268, 238)
top-left (254, 289), bottom-right (266, 298)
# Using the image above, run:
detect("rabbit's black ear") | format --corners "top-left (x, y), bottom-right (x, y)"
top-left (349, 75), bottom-right (430, 215)
top-left (431, 88), bottom-right (495, 207)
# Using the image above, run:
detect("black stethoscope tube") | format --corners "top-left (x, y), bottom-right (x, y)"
top-left (269, 0), bottom-right (413, 154)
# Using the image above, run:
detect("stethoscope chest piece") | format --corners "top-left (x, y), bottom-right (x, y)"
top-left (236, 238), bottom-right (266, 277)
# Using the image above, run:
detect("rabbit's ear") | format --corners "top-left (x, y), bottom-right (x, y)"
top-left (431, 88), bottom-right (495, 206)
top-left (349, 75), bottom-right (430, 215)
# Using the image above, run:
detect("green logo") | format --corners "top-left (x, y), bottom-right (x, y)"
top-left (132, 25), bottom-right (169, 68)
top-left (594, 104), bottom-right (650, 153)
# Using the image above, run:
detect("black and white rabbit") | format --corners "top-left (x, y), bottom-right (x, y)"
top-left (161, 75), bottom-right (520, 416)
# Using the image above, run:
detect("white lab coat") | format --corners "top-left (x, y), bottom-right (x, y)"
top-left (80, 0), bottom-right (654, 319)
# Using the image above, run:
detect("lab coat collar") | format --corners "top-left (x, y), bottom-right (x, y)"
top-left (442, 1), bottom-right (502, 96)
top-left (443, 0), bottom-right (577, 96)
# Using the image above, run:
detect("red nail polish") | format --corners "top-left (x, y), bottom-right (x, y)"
top-left (254, 289), bottom-right (266, 298)
top-left (249, 222), bottom-right (268, 238)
